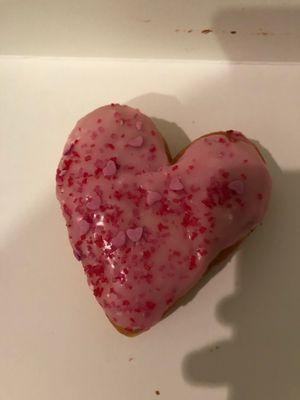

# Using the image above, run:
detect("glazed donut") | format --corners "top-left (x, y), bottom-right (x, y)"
top-left (56, 104), bottom-right (271, 334)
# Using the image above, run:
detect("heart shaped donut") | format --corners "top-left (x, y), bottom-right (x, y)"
top-left (56, 104), bottom-right (271, 334)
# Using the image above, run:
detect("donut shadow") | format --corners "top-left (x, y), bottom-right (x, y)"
top-left (182, 148), bottom-right (300, 399)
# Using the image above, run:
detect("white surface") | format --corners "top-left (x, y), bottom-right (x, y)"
top-left (1, 57), bottom-right (300, 400)
top-left (2, 0), bottom-right (300, 61)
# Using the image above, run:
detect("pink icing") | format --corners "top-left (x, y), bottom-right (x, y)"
top-left (56, 104), bottom-right (272, 333)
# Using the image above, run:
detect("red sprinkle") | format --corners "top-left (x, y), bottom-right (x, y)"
top-left (191, 232), bottom-right (198, 240)
top-left (105, 143), bottom-right (115, 150)
top-left (143, 250), bottom-right (151, 259)
top-left (146, 301), bottom-right (156, 310)
top-left (149, 145), bottom-right (157, 153)
top-left (189, 255), bottom-right (197, 270)
top-left (157, 223), bottom-right (168, 231)
top-left (93, 287), bottom-right (103, 297)
top-left (199, 226), bottom-right (207, 234)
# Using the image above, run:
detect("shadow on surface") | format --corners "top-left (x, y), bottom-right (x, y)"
top-left (182, 148), bottom-right (300, 399)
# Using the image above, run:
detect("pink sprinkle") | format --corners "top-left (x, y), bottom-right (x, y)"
top-left (78, 219), bottom-right (90, 236)
top-left (63, 141), bottom-right (74, 155)
top-left (126, 227), bottom-right (143, 242)
top-left (103, 160), bottom-right (117, 176)
top-left (228, 180), bottom-right (244, 194)
top-left (135, 120), bottom-right (143, 130)
top-left (169, 177), bottom-right (184, 191)
top-left (147, 191), bottom-right (162, 205)
top-left (86, 196), bottom-right (101, 210)
top-left (128, 135), bottom-right (144, 148)
top-left (111, 231), bottom-right (126, 248)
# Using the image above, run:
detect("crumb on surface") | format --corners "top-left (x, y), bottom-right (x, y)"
top-left (201, 29), bottom-right (213, 34)
top-left (209, 345), bottom-right (220, 352)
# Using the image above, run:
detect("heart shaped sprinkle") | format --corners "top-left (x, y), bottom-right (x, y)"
top-left (77, 219), bottom-right (90, 236)
top-left (126, 227), bottom-right (143, 242)
top-left (169, 177), bottom-right (184, 191)
top-left (128, 135), bottom-right (144, 148)
top-left (135, 120), bottom-right (143, 131)
top-left (86, 196), bottom-right (101, 210)
top-left (103, 160), bottom-right (117, 177)
top-left (111, 231), bottom-right (126, 248)
top-left (228, 179), bottom-right (244, 194)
